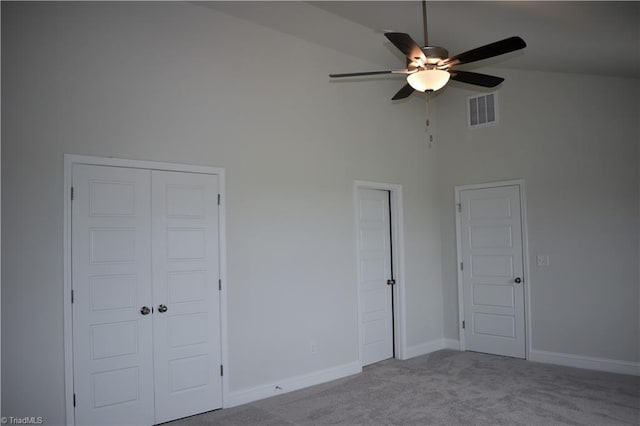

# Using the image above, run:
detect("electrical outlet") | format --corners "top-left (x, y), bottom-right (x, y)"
top-left (536, 255), bottom-right (549, 267)
top-left (310, 340), bottom-right (318, 355)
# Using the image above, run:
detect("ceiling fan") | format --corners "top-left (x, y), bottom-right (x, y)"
top-left (329, 1), bottom-right (526, 100)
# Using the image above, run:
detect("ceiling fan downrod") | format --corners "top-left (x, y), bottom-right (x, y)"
top-left (422, 0), bottom-right (428, 46)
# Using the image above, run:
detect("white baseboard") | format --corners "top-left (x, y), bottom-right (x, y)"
top-left (529, 349), bottom-right (640, 376)
top-left (443, 338), bottom-right (461, 350)
top-left (404, 338), bottom-right (461, 359)
top-left (224, 361), bottom-right (362, 408)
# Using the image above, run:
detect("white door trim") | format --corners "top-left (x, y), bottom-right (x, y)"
top-left (454, 179), bottom-right (531, 359)
top-left (63, 154), bottom-right (229, 425)
top-left (353, 180), bottom-right (406, 363)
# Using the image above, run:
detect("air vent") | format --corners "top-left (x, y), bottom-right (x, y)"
top-left (468, 93), bottom-right (497, 127)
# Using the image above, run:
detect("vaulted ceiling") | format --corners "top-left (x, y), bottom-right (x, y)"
top-left (204, 1), bottom-right (640, 79)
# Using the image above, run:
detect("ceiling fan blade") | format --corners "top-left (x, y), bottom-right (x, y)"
top-left (442, 36), bottom-right (526, 67)
top-left (329, 70), bottom-right (393, 78)
top-left (449, 70), bottom-right (505, 87)
top-left (391, 83), bottom-right (415, 100)
top-left (384, 32), bottom-right (427, 62)
top-left (329, 69), bottom-right (411, 78)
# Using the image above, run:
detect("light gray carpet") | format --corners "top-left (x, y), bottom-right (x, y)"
top-left (166, 349), bottom-right (640, 425)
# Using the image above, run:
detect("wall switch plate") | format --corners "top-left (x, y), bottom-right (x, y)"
top-left (536, 255), bottom-right (550, 267)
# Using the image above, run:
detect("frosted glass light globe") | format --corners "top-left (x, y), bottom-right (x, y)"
top-left (407, 70), bottom-right (450, 92)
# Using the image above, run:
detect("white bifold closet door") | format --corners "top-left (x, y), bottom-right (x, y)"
top-left (72, 164), bottom-right (222, 425)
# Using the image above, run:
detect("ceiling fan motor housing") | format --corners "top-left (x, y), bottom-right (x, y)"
top-left (422, 46), bottom-right (449, 65)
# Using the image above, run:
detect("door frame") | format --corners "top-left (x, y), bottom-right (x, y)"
top-left (63, 154), bottom-right (229, 425)
top-left (353, 180), bottom-right (407, 364)
top-left (454, 179), bottom-right (532, 359)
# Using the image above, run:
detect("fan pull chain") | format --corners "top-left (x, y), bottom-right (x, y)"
top-left (426, 92), bottom-right (433, 148)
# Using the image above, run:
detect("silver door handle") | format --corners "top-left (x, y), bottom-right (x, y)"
top-left (140, 306), bottom-right (151, 315)
top-left (514, 277), bottom-right (522, 284)
top-left (158, 304), bottom-right (168, 313)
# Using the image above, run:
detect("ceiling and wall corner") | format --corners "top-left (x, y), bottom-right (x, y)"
top-left (308, 1), bottom-right (640, 79)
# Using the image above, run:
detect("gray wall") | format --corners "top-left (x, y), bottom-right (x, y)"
top-left (2, 1), bottom-right (639, 424)
top-left (435, 68), bottom-right (640, 362)
top-left (1, 2), bottom-right (444, 423)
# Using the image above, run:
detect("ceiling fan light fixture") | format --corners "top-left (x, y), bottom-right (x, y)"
top-left (407, 69), bottom-right (450, 92)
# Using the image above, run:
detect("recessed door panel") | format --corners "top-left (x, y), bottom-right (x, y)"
top-left (360, 228), bottom-right (386, 251)
top-left (90, 228), bottom-right (136, 264)
top-left (468, 196), bottom-right (512, 220)
top-left (91, 321), bottom-right (138, 359)
top-left (360, 258), bottom-right (385, 283)
top-left (471, 255), bottom-right (514, 277)
top-left (166, 185), bottom-right (205, 218)
top-left (167, 271), bottom-right (207, 304)
top-left (362, 288), bottom-right (387, 315)
top-left (363, 319), bottom-right (387, 345)
top-left (473, 283), bottom-right (515, 308)
top-left (169, 355), bottom-right (209, 392)
top-left (473, 313), bottom-right (516, 338)
top-left (167, 313), bottom-right (207, 348)
top-left (167, 228), bottom-right (206, 260)
top-left (90, 275), bottom-right (137, 311)
top-left (359, 198), bottom-right (386, 222)
top-left (469, 226), bottom-right (512, 248)
top-left (92, 367), bottom-right (140, 408)
top-left (89, 180), bottom-right (136, 217)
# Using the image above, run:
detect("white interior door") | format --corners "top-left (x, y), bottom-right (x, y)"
top-left (151, 171), bottom-right (222, 423)
top-left (459, 184), bottom-right (526, 358)
top-left (356, 188), bottom-right (394, 366)
top-left (72, 165), bottom-right (155, 425)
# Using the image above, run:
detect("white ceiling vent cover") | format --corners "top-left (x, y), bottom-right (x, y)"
top-left (468, 93), bottom-right (497, 127)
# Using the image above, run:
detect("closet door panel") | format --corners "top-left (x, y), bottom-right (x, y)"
top-left (151, 171), bottom-right (222, 423)
top-left (72, 165), bottom-right (155, 426)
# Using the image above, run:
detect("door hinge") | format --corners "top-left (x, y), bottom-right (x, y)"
top-left (460, 262), bottom-right (464, 271)
top-left (218, 279), bottom-right (222, 291)
top-left (462, 320), bottom-right (465, 329)
top-left (71, 290), bottom-right (74, 304)
top-left (220, 365), bottom-right (223, 376)
top-left (71, 187), bottom-right (74, 201)
top-left (217, 194), bottom-right (221, 205)
top-left (457, 203), bottom-right (461, 213)
top-left (73, 393), bottom-right (76, 407)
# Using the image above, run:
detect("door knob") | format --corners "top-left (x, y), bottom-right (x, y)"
top-left (158, 304), bottom-right (168, 313)
top-left (514, 277), bottom-right (522, 284)
top-left (140, 306), bottom-right (151, 315)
